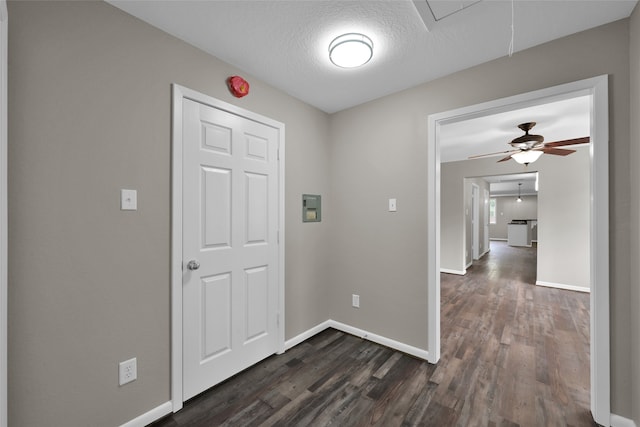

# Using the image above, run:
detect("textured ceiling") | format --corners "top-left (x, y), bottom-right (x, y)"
top-left (108, 0), bottom-right (637, 113)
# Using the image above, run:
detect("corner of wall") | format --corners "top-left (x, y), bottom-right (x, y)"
top-left (629, 4), bottom-right (640, 426)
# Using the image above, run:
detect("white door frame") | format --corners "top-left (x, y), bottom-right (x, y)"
top-left (427, 75), bottom-right (610, 425)
top-left (483, 188), bottom-right (490, 254)
top-left (170, 84), bottom-right (285, 412)
top-left (471, 183), bottom-right (480, 260)
top-left (0, 1), bottom-right (7, 426)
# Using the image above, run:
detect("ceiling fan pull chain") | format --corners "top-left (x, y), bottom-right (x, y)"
top-left (508, 0), bottom-right (515, 57)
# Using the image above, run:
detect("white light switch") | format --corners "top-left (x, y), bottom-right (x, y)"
top-left (388, 198), bottom-right (397, 212)
top-left (121, 189), bottom-right (137, 211)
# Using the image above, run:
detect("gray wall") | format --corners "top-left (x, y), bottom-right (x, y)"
top-left (629, 5), bottom-right (640, 426)
top-left (6, 1), bottom-right (637, 425)
top-left (8, 2), bottom-right (330, 426)
top-left (490, 195), bottom-right (538, 241)
top-left (327, 21), bottom-right (630, 416)
top-left (537, 148), bottom-right (590, 289)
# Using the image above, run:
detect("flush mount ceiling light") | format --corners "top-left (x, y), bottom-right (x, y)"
top-left (329, 33), bottom-right (373, 68)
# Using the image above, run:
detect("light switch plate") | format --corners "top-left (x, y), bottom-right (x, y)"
top-left (388, 198), bottom-right (397, 212)
top-left (121, 189), bottom-right (137, 211)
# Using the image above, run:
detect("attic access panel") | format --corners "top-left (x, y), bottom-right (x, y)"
top-left (427, 0), bottom-right (482, 20)
top-left (413, 0), bottom-right (482, 31)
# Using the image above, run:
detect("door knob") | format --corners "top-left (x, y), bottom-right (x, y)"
top-left (186, 260), bottom-right (200, 271)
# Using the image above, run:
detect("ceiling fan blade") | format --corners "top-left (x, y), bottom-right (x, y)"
top-left (539, 147), bottom-right (576, 156)
top-left (543, 136), bottom-right (590, 148)
top-left (497, 154), bottom-right (514, 162)
top-left (468, 149), bottom-right (519, 159)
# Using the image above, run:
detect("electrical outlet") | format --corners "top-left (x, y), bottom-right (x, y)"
top-left (120, 189), bottom-right (137, 211)
top-left (352, 294), bottom-right (360, 308)
top-left (119, 357), bottom-right (137, 386)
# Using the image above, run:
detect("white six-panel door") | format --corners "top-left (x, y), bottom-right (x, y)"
top-left (182, 98), bottom-right (280, 400)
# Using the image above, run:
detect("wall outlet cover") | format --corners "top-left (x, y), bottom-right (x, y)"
top-left (119, 357), bottom-right (137, 385)
top-left (121, 189), bottom-right (138, 211)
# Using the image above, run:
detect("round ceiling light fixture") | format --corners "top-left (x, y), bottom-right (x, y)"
top-left (329, 33), bottom-right (373, 68)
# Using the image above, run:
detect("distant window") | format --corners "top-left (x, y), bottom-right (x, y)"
top-left (489, 198), bottom-right (497, 224)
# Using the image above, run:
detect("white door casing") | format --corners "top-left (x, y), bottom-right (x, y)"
top-left (427, 76), bottom-right (610, 424)
top-left (172, 85), bottom-right (285, 409)
top-left (0, 2), bottom-right (7, 426)
top-left (471, 183), bottom-right (480, 260)
top-left (483, 188), bottom-right (489, 254)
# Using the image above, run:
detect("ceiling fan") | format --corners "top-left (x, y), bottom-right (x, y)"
top-left (469, 122), bottom-right (590, 165)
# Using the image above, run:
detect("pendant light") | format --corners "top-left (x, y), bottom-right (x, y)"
top-left (516, 183), bottom-right (523, 203)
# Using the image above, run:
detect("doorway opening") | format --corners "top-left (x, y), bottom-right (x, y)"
top-left (466, 173), bottom-right (539, 269)
top-left (427, 75), bottom-right (609, 425)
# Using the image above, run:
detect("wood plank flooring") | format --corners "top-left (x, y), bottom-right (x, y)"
top-left (151, 241), bottom-right (593, 426)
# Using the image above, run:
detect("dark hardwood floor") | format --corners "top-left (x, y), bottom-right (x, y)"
top-left (151, 241), bottom-right (593, 426)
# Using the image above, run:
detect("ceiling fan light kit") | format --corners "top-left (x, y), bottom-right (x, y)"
top-left (509, 122), bottom-right (544, 149)
top-left (512, 150), bottom-right (543, 165)
top-left (329, 33), bottom-right (373, 68)
top-left (469, 121), bottom-right (589, 165)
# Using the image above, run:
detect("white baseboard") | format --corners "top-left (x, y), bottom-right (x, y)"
top-left (119, 401), bottom-right (172, 427)
top-left (611, 413), bottom-right (637, 427)
top-left (479, 249), bottom-right (489, 259)
top-left (329, 320), bottom-right (430, 361)
top-left (490, 238), bottom-right (507, 241)
top-left (440, 268), bottom-right (466, 275)
top-left (284, 319), bottom-right (430, 361)
top-left (284, 319), bottom-right (332, 351)
top-left (465, 261), bottom-right (472, 269)
top-left (536, 280), bottom-right (590, 293)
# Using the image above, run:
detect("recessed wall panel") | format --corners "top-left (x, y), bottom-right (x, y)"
top-left (245, 133), bottom-right (268, 162)
top-left (202, 121), bottom-right (232, 154)
top-left (202, 167), bottom-right (231, 248)
top-left (245, 173), bottom-right (268, 245)
top-left (201, 273), bottom-right (232, 360)
top-left (245, 266), bottom-right (268, 342)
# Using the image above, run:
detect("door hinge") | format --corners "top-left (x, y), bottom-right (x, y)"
top-left (277, 148), bottom-right (280, 161)
top-left (277, 230), bottom-right (280, 244)
top-left (277, 312), bottom-right (280, 327)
